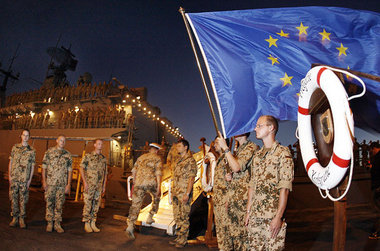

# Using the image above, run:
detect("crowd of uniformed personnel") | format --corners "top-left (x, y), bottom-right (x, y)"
top-left (8, 116), bottom-right (293, 250)
top-left (4, 106), bottom-right (130, 130)
top-left (7, 110), bottom-right (380, 250)
top-left (5, 81), bottom-right (116, 107)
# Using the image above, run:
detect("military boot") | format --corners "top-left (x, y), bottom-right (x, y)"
top-left (124, 224), bottom-right (135, 241)
top-left (46, 221), bottom-right (53, 232)
top-left (90, 220), bottom-right (100, 232)
top-left (19, 218), bottom-right (26, 229)
top-left (146, 212), bottom-right (155, 225)
top-left (84, 221), bottom-right (93, 233)
top-left (9, 217), bottom-right (18, 227)
top-left (54, 222), bottom-right (65, 233)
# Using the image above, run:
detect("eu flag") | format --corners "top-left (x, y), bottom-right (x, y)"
top-left (186, 7), bottom-right (380, 137)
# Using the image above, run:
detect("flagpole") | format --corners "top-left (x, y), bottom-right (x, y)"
top-left (179, 7), bottom-right (220, 134)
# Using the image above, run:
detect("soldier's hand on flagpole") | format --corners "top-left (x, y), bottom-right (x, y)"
top-left (216, 131), bottom-right (228, 151)
top-left (42, 182), bottom-right (47, 191)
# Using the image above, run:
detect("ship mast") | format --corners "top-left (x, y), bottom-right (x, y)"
top-left (0, 44), bottom-right (20, 108)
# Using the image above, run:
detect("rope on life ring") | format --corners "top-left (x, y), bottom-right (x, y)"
top-left (201, 152), bottom-right (216, 192)
top-left (127, 176), bottom-right (133, 201)
top-left (298, 66), bottom-right (363, 198)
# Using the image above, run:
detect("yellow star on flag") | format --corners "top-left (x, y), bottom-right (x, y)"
top-left (296, 22), bottom-right (309, 36)
top-left (265, 35), bottom-right (278, 48)
top-left (276, 30), bottom-right (289, 38)
top-left (319, 29), bottom-right (331, 41)
top-left (281, 73), bottom-right (293, 87)
top-left (336, 43), bottom-right (348, 56)
top-left (267, 55), bottom-right (279, 65)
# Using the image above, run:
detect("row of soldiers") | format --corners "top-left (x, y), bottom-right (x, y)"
top-left (4, 107), bottom-right (130, 130)
top-left (5, 81), bottom-right (116, 107)
top-left (127, 115), bottom-right (294, 250)
top-left (8, 130), bottom-right (107, 233)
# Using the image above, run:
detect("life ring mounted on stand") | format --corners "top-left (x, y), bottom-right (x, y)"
top-left (298, 66), bottom-right (354, 191)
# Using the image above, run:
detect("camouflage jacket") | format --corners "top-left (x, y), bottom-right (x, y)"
top-left (213, 153), bottom-right (229, 206)
top-left (249, 141), bottom-right (294, 218)
top-left (229, 140), bottom-right (259, 191)
top-left (172, 151), bottom-right (197, 196)
top-left (9, 143), bottom-right (36, 183)
top-left (80, 151), bottom-right (107, 187)
top-left (132, 152), bottom-right (162, 187)
top-left (42, 146), bottom-right (73, 186)
top-left (166, 144), bottom-right (180, 175)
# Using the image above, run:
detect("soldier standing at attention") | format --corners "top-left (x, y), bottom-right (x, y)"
top-left (169, 139), bottom-right (197, 248)
top-left (211, 138), bottom-right (233, 250)
top-left (8, 129), bottom-right (36, 228)
top-left (42, 135), bottom-right (73, 233)
top-left (216, 131), bottom-right (259, 250)
top-left (79, 139), bottom-right (107, 233)
top-left (125, 143), bottom-right (162, 240)
top-left (245, 115), bottom-right (294, 250)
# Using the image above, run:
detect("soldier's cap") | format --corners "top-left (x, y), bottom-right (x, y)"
top-left (149, 143), bottom-right (161, 150)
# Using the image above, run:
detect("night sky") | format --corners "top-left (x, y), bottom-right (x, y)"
top-left (1, 0), bottom-right (379, 150)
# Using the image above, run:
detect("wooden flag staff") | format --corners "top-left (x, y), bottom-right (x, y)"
top-left (179, 7), bottom-right (219, 248)
top-left (179, 7), bottom-right (220, 135)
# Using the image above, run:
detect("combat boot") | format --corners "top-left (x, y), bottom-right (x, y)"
top-left (9, 217), bottom-right (18, 227)
top-left (84, 221), bottom-right (93, 233)
top-left (46, 221), bottom-right (53, 232)
top-left (146, 212), bottom-right (155, 225)
top-left (19, 218), bottom-right (26, 229)
top-left (54, 222), bottom-right (65, 233)
top-left (90, 220), bottom-right (100, 232)
top-left (124, 224), bottom-right (135, 241)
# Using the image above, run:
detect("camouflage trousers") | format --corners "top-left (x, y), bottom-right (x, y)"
top-left (227, 198), bottom-right (250, 251)
top-left (247, 217), bottom-right (287, 251)
top-left (9, 181), bottom-right (29, 218)
top-left (213, 200), bottom-right (233, 251)
top-left (172, 194), bottom-right (191, 245)
top-left (128, 185), bottom-right (160, 226)
top-left (82, 186), bottom-right (102, 222)
top-left (45, 185), bottom-right (66, 222)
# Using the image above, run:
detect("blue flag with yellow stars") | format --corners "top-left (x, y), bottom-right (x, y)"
top-left (186, 7), bottom-right (380, 137)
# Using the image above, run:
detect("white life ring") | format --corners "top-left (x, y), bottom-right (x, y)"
top-left (201, 152), bottom-right (216, 192)
top-left (298, 66), bottom-right (354, 190)
top-left (127, 176), bottom-right (133, 201)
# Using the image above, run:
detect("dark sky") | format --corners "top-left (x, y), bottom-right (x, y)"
top-left (1, 0), bottom-right (379, 150)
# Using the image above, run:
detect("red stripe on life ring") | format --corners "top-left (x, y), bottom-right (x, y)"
top-left (298, 106), bottom-right (309, 115)
top-left (332, 153), bottom-right (350, 168)
top-left (306, 158), bottom-right (319, 172)
top-left (317, 67), bottom-right (327, 87)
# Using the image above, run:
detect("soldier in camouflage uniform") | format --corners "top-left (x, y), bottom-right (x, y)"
top-left (42, 135), bottom-right (73, 233)
top-left (8, 129), bottom-right (36, 228)
top-left (125, 143), bottom-right (162, 240)
top-left (212, 138), bottom-right (233, 250)
top-left (79, 139), bottom-right (107, 233)
top-left (166, 142), bottom-right (180, 176)
top-left (216, 131), bottom-right (259, 250)
top-left (169, 139), bottom-right (197, 248)
top-left (245, 115), bottom-right (294, 251)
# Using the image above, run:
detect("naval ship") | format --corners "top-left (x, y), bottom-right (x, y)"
top-left (0, 44), bottom-right (208, 238)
